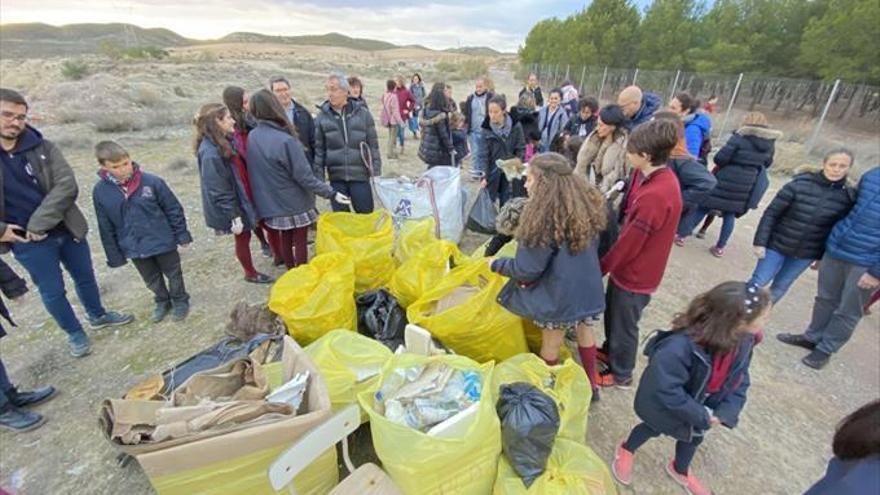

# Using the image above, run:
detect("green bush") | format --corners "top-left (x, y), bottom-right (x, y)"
top-left (61, 60), bottom-right (89, 80)
top-left (100, 41), bottom-right (169, 60)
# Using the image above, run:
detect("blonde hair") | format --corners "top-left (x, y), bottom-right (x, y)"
top-left (742, 111), bottom-right (768, 127)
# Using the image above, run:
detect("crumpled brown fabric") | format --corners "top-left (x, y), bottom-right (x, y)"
top-left (173, 358), bottom-right (268, 407)
top-left (151, 401), bottom-right (293, 443)
top-left (225, 302), bottom-right (283, 342)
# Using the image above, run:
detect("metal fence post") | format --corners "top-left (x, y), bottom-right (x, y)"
top-left (669, 70), bottom-right (681, 101)
top-left (565, 64), bottom-right (570, 81)
top-left (717, 73), bottom-right (744, 139)
top-left (806, 79), bottom-right (842, 155)
top-left (579, 66), bottom-right (586, 91)
top-left (599, 66), bottom-right (608, 102)
top-left (632, 68), bottom-right (639, 85)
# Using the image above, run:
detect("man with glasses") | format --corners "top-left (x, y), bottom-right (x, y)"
top-left (269, 76), bottom-right (316, 164)
top-left (0, 88), bottom-right (133, 358)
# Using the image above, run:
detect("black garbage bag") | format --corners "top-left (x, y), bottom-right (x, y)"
top-left (598, 201), bottom-right (620, 259)
top-left (466, 188), bottom-right (498, 235)
top-left (356, 289), bottom-right (408, 350)
top-left (496, 382), bottom-right (561, 487)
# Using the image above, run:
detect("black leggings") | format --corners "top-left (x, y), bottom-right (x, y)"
top-left (623, 422), bottom-right (704, 475)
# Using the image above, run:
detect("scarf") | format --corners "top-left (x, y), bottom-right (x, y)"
top-left (490, 114), bottom-right (512, 137)
top-left (706, 330), bottom-right (763, 394)
top-left (99, 163), bottom-right (142, 199)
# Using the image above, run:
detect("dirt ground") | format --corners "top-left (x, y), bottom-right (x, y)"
top-left (0, 50), bottom-right (877, 495)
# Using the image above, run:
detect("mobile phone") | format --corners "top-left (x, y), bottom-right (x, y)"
top-left (11, 227), bottom-right (27, 238)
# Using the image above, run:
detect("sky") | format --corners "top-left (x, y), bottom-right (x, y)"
top-left (0, 0), bottom-right (626, 52)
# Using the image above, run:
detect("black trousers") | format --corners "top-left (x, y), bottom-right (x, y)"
top-left (603, 279), bottom-right (651, 380)
top-left (132, 250), bottom-right (189, 306)
top-left (331, 180), bottom-right (374, 214)
top-left (624, 422), bottom-right (704, 474)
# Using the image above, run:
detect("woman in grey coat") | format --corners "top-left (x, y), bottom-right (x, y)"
top-left (246, 90), bottom-right (350, 268)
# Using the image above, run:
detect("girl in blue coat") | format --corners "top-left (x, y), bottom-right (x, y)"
top-left (490, 152), bottom-right (608, 398)
top-left (611, 281), bottom-right (772, 495)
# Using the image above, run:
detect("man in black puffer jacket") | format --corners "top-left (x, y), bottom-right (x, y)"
top-left (314, 72), bottom-right (382, 213)
top-left (748, 156), bottom-right (857, 304)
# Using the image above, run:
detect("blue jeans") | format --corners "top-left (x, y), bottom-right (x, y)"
top-left (678, 207), bottom-right (736, 248)
top-left (396, 124), bottom-right (405, 147)
top-left (11, 230), bottom-right (105, 346)
top-left (408, 115), bottom-right (419, 136)
top-left (468, 129), bottom-right (484, 173)
top-left (747, 248), bottom-right (813, 303)
top-left (331, 180), bottom-right (374, 214)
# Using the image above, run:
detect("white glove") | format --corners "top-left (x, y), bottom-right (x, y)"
top-left (334, 192), bottom-right (351, 205)
top-left (753, 246), bottom-right (766, 259)
top-left (231, 217), bottom-right (244, 235)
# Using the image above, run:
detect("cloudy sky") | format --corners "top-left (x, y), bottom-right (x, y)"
top-left (0, 0), bottom-right (648, 52)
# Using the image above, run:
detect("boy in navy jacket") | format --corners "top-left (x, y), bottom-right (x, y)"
top-left (92, 141), bottom-right (192, 322)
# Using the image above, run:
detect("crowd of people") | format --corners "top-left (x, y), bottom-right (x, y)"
top-left (0, 67), bottom-right (878, 494)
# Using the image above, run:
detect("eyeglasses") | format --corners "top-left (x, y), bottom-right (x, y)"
top-left (0, 111), bottom-right (28, 123)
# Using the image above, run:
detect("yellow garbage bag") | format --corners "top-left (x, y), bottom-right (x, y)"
top-left (493, 438), bottom-right (617, 495)
top-left (407, 261), bottom-right (528, 363)
top-left (395, 217), bottom-right (438, 264)
top-left (305, 330), bottom-right (392, 422)
top-left (268, 252), bottom-right (356, 346)
top-left (389, 240), bottom-right (466, 308)
top-left (470, 237), bottom-right (518, 260)
top-left (358, 353), bottom-right (501, 495)
top-left (316, 211), bottom-right (395, 292)
top-left (522, 320), bottom-right (573, 362)
top-left (493, 354), bottom-right (590, 442)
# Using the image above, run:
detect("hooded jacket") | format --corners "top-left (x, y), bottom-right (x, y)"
top-left (0, 258), bottom-right (27, 337)
top-left (575, 129), bottom-right (629, 194)
top-left (754, 167), bottom-right (856, 260)
top-left (463, 91), bottom-right (495, 131)
top-left (247, 120), bottom-right (335, 220)
top-left (417, 108), bottom-right (455, 167)
top-left (683, 112), bottom-right (712, 158)
top-left (625, 92), bottom-right (662, 131)
top-left (634, 330), bottom-right (757, 442)
top-left (314, 98), bottom-right (382, 182)
top-left (564, 113), bottom-right (597, 138)
top-left (197, 137), bottom-right (257, 232)
top-left (537, 104), bottom-right (569, 151)
top-left (519, 86), bottom-right (544, 107)
top-left (700, 125), bottom-right (782, 215)
top-left (509, 106), bottom-right (539, 143)
top-left (93, 165), bottom-right (192, 267)
top-left (826, 167), bottom-right (880, 277)
top-left (0, 125), bottom-right (89, 253)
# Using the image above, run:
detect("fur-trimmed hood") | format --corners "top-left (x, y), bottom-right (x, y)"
top-left (737, 125), bottom-right (783, 141)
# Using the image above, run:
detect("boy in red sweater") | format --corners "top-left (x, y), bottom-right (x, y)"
top-left (598, 119), bottom-right (682, 388)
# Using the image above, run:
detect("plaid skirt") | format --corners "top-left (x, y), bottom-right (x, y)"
top-left (265, 209), bottom-right (319, 230)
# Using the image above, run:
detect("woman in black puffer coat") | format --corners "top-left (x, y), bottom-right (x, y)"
top-left (418, 82), bottom-right (457, 168)
top-left (677, 112), bottom-right (782, 257)
top-left (747, 150), bottom-right (857, 303)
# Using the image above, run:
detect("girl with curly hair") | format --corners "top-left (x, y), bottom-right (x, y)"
top-left (490, 152), bottom-right (608, 398)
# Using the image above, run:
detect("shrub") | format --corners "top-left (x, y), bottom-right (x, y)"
top-left (61, 60), bottom-right (89, 80)
top-left (167, 157), bottom-right (192, 171)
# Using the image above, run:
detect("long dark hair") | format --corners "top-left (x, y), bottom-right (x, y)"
top-left (222, 86), bottom-right (247, 132)
top-left (833, 399), bottom-right (880, 460)
top-left (193, 103), bottom-right (235, 160)
top-left (248, 89), bottom-right (298, 138)
top-left (672, 281), bottom-right (771, 354)
top-left (427, 82), bottom-right (450, 111)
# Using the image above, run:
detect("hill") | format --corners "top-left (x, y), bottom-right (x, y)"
top-left (0, 22), bottom-right (509, 59)
top-left (0, 22), bottom-right (191, 58)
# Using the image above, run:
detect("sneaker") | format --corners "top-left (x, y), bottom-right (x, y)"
top-left (171, 302), bottom-right (190, 322)
top-left (597, 370), bottom-right (633, 389)
top-left (151, 302), bottom-right (172, 323)
top-left (802, 349), bottom-right (831, 369)
top-left (69, 338), bottom-right (92, 358)
top-left (597, 349), bottom-right (609, 364)
top-left (709, 246), bottom-right (724, 258)
top-left (611, 442), bottom-right (635, 485)
top-left (260, 244), bottom-right (273, 258)
top-left (665, 460), bottom-right (712, 495)
top-left (695, 230), bottom-right (707, 240)
top-left (89, 311), bottom-right (135, 330)
top-left (0, 406), bottom-right (46, 432)
top-left (776, 333), bottom-right (817, 351)
top-left (9, 386), bottom-right (57, 408)
top-left (674, 235), bottom-right (686, 247)
top-left (244, 273), bottom-right (275, 285)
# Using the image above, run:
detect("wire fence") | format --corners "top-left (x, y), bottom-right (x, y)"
top-left (528, 63), bottom-right (880, 171)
